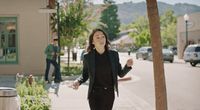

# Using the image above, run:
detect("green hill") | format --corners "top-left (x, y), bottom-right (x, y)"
top-left (117, 1), bottom-right (200, 24)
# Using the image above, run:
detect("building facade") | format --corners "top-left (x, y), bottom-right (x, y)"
top-left (0, 0), bottom-right (51, 75)
top-left (177, 12), bottom-right (200, 58)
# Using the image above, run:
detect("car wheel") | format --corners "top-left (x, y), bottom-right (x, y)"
top-left (170, 60), bottom-right (173, 63)
top-left (190, 62), bottom-right (197, 67)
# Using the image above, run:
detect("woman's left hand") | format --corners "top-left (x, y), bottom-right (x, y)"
top-left (126, 58), bottom-right (133, 67)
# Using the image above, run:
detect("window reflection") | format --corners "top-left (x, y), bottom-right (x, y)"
top-left (6, 48), bottom-right (16, 62)
top-left (0, 32), bottom-right (6, 61)
top-left (0, 17), bottom-right (17, 64)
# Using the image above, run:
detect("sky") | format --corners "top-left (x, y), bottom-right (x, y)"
top-left (91, 0), bottom-right (200, 6)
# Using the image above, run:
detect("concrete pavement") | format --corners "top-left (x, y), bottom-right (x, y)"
top-left (47, 53), bottom-right (186, 110)
top-left (0, 74), bottom-right (154, 110)
top-left (0, 75), bottom-right (16, 88)
top-left (1, 52), bottom-right (188, 110)
top-left (46, 74), bottom-right (154, 110)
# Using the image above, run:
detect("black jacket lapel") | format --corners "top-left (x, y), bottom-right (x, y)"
top-left (89, 50), bottom-right (95, 79)
top-left (108, 51), bottom-right (115, 74)
top-left (108, 51), bottom-right (118, 86)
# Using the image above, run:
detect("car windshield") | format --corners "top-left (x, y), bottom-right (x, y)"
top-left (169, 47), bottom-right (177, 50)
top-left (172, 47), bottom-right (177, 50)
top-left (138, 47), bottom-right (151, 52)
top-left (195, 46), bottom-right (200, 52)
top-left (147, 48), bottom-right (152, 52)
top-left (185, 46), bottom-right (195, 52)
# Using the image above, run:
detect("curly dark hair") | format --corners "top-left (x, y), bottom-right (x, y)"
top-left (87, 28), bottom-right (110, 52)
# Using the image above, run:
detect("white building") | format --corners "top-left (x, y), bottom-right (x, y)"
top-left (177, 12), bottom-right (200, 58)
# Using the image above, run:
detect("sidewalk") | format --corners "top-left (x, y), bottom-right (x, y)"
top-left (0, 75), bottom-right (154, 110)
top-left (0, 75), bottom-right (16, 87)
top-left (47, 75), bottom-right (154, 110)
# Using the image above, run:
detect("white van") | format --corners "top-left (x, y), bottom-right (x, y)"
top-left (183, 44), bottom-right (200, 66)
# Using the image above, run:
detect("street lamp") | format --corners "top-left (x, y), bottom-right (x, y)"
top-left (184, 14), bottom-right (189, 47)
top-left (39, 1), bottom-right (61, 70)
top-left (56, 2), bottom-right (61, 69)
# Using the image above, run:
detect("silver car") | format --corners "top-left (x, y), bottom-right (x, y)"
top-left (183, 44), bottom-right (200, 66)
top-left (148, 48), bottom-right (174, 63)
top-left (136, 46), bottom-right (152, 60)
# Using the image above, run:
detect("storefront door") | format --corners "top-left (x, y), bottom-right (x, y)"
top-left (0, 17), bottom-right (18, 64)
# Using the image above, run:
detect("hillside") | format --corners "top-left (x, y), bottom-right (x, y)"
top-left (116, 1), bottom-right (200, 24)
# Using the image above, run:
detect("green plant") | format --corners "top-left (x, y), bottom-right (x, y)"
top-left (61, 64), bottom-right (82, 76)
top-left (16, 76), bottom-right (50, 110)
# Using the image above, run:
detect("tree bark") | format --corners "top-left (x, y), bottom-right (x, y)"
top-left (146, 0), bottom-right (168, 110)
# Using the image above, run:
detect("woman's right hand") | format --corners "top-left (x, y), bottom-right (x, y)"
top-left (72, 80), bottom-right (80, 90)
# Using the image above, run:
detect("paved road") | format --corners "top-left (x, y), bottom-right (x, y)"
top-left (1, 52), bottom-right (199, 110)
top-left (119, 52), bottom-right (200, 110)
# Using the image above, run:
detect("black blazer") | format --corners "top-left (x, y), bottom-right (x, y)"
top-left (77, 49), bottom-right (132, 98)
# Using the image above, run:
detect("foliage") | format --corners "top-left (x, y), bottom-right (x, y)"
top-left (128, 9), bottom-right (177, 48)
top-left (59, 0), bottom-right (88, 47)
top-left (99, 1), bottom-right (120, 40)
top-left (61, 63), bottom-right (82, 76)
top-left (50, 1), bottom-right (114, 47)
top-left (161, 22), bottom-right (177, 47)
top-left (129, 16), bottom-right (151, 48)
top-left (58, 0), bottom-right (89, 68)
top-left (16, 75), bottom-right (50, 110)
top-left (160, 9), bottom-right (177, 47)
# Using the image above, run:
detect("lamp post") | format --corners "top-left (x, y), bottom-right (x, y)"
top-left (56, 2), bottom-right (61, 69)
top-left (184, 14), bottom-right (189, 47)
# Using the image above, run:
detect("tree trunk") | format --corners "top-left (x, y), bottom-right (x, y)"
top-left (146, 0), bottom-right (168, 110)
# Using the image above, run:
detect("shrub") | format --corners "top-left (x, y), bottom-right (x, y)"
top-left (61, 66), bottom-right (82, 76)
top-left (61, 64), bottom-right (82, 76)
top-left (16, 75), bottom-right (50, 110)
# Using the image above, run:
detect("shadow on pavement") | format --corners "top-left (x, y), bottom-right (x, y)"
top-left (45, 82), bottom-right (60, 96)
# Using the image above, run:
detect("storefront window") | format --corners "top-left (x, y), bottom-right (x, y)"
top-left (0, 17), bottom-right (18, 64)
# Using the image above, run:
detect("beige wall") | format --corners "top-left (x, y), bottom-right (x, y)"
top-left (177, 12), bottom-right (200, 58)
top-left (0, 0), bottom-right (50, 75)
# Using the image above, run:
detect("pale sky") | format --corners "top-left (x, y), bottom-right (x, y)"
top-left (91, 0), bottom-right (200, 6)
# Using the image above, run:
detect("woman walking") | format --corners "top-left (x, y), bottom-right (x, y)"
top-left (72, 28), bottom-right (133, 110)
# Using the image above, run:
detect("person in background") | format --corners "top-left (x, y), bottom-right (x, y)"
top-left (72, 47), bottom-right (77, 61)
top-left (128, 48), bottom-right (131, 56)
top-left (44, 38), bottom-right (62, 83)
top-left (80, 45), bottom-right (87, 63)
top-left (72, 28), bottom-right (133, 110)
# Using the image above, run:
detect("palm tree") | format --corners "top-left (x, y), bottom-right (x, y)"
top-left (146, 0), bottom-right (168, 110)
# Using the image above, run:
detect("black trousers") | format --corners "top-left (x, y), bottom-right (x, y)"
top-left (45, 59), bottom-right (61, 81)
top-left (89, 87), bottom-right (115, 110)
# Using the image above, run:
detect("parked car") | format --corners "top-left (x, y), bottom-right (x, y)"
top-left (183, 44), bottom-right (200, 66)
top-left (168, 46), bottom-right (177, 55)
top-left (148, 48), bottom-right (174, 63)
top-left (136, 46), bottom-right (152, 60)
